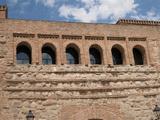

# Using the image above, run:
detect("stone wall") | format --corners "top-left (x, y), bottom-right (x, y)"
top-left (0, 20), bottom-right (11, 120)
top-left (0, 18), bottom-right (160, 120)
top-left (1, 65), bottom-right (160, 120)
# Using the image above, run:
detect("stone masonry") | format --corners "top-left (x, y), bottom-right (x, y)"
top-left (0, 5), bottom-right (160, 120)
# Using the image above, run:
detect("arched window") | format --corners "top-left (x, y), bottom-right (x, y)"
top-left (112, 47), bottom-right (123, 65)
top-left (42, 45), bottom-right (56, 64)
top-left (66, 47), bottom-right (79, 64)
top-left (89, 47), bottom-right (101, 64)
top-left (133, 48), bottom-right (144, 65)
top-left (16, 44), bottom-right (31, 64)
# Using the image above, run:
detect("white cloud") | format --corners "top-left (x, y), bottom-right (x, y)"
top-left (59, 5), bottom-right (97, 22)
top-left (35, 0), bottom-right (55, 7)
top-left (59, 0), bottom-right (138, 22)
top-left (131, 9), bottom-right (160, 20)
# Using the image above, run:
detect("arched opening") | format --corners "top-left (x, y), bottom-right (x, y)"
top-left (16, 43), bottom-right (31, 64)
top-left (66, 45), bottom-right (80, 64)
top-left (133, 47), bottom-right (144, 65)
top-left (59, 105), bottom-right (125, 120)
top-left (111, 46), bottom-right (123, 65)
top-left (89, 46), bottom-right (102, 64)
top-left (42, 45), bottom-right (56, 64)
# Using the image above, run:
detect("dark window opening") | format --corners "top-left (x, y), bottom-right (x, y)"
top-left (89, 48), bottom-right (101, 64)
top-left (133, 48), bottom-right (144, 65)
top-left (16, 45), bottom-right (31, 64)
top-left (42, 46), bottom-right (56, 64)
top-left (66, 47), bottom-right (79, 64)
top-left (112, 48), bottom-right (123, 65)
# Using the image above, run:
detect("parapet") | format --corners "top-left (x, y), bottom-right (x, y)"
top-left (116, 19), bottom-right (160, 26)
top-left (0, 5), bottom-right (7, 10)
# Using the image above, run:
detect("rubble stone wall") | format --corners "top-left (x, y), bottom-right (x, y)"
top-left (1, 65), bottom-right (160, 120)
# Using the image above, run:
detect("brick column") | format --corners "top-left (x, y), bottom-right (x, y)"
top-left (32, 39), bottom-right (39, 64)
top-left (125, 37), bottom-right (131, 65)
top-left (81, 37), bottom-right (87, 64)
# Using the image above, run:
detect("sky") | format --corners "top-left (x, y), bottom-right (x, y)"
top-left (0, 0), bottom-right (160, 23)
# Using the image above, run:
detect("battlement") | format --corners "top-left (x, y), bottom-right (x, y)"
top-left (0, 5), bottom-right (7, 19)
top-left (117, 19), bottom-right (160, 26)
top-left (0, 5), bottom-right (7, 10)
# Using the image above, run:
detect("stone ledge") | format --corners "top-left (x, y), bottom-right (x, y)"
top-left (4, 84), bottom-right (160, 92)
top-left (8, 94), bottom-right (128, 100)
top-left (7, 68), bottom-right (157, 73)
top-left (6, 65), bottom-right (156, 73)
top-left (6, 78), bottom-right (157, 83)
top-left (7, 70), bottom-right (157, 74)
top-left (7, 92), bottom-right (160, 100)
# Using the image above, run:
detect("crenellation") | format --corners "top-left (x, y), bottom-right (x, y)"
top-left (117, 19), bottom-right (160, 26)
top-left (0, 5), bottom-right (7, 11)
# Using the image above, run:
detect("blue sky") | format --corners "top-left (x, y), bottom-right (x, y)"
top-left (0, 0), bottom-right (160, 23)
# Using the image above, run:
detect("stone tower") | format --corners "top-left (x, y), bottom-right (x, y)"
top-left (0, 5), bottom-right (7, 19)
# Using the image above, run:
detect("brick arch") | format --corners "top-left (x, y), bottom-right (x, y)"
top-left (41, 42), bottom-right (56, 51)
top-left (65, 43), bottom-right (80, 53)
top-left (41, 43), bottom-right (57, 62)
top-left (89, 44), bottom-right (103, 52)
top-left (111, 44), bottom-right (126, 65)
top-left (41, 43), bottom-right (57, 64)
top-left (65, 43), bottom-right (81, 64)
top-left (89, 44), bottom-right (104, 64)
top-left (16, 41), bottom-right (32, 50)
top-left (132, 44), bottom-right (147, 65)
top-left (16, 41), bottom-right (32, 64)
top-left (59, 105), bottom-right (125, 120)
